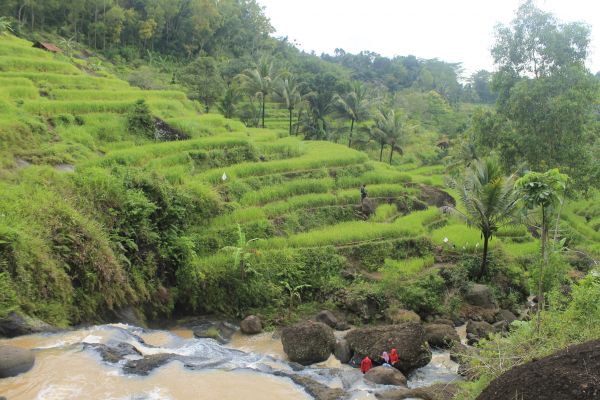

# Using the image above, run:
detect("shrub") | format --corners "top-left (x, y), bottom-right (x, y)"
top-left (127, 99), bottom-right (155, 139)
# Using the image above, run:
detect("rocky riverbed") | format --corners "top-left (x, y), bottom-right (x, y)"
top-left (0, 322), bottom-right (463, 400)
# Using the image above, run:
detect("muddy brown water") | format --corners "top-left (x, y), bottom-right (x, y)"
top-left (0, 324), bottom-right (462, 399)
top-left (0, 326), bottom-right (309, 400)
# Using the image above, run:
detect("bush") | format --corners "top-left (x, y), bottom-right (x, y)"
top-left (127, 99), bottom-right (155, 139)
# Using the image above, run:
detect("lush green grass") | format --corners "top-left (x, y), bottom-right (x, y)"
top-left (0, 57), bottom-right (81, 74)
top-left (382, 255), bottom-right (435, 278)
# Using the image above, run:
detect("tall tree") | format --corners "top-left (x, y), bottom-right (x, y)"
top-left (181, 56), bottom-right (224, 112)
top-left (273, 76), bottom-right (303, 135)
top-left (371, 109), bottom-right (407, 164)
top-left (455, 158), bottom-right (519, 280)
top-left (237, 59), bottom-right (274, 128)
top-left (483, 0), bottom-right (598, 190)
top-left (333, 81), bottom-right (371, 147)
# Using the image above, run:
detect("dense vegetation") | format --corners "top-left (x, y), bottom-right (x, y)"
top-left (0, 1), bottom-right (599, 398)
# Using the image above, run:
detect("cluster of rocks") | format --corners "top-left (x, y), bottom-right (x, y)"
top-left (280, 310), bottom-right (432, 375)
top-left (461, 284), bottom-right (518, 345)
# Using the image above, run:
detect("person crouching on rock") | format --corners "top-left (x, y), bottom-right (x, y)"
top-left (360, 356), bottom-right (372, 374)
top-left (389, 348), bottom-right (399, 366)
top-left (381, 351), bottom-right (390, 366)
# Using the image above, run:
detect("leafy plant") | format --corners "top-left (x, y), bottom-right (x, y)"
top-left (222, 224), bottom-right (259, 280)
top-left (127, 99), bottom-right (155, 139)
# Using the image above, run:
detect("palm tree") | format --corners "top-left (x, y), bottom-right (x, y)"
top-left (334, 82), bottom-right (371, 147)
top-left (304, 90), bottom-right (334, 140)
top-left (236, 59), bottom-right (274, 128)
top-left (218, 85), bottom-right (242, 119)
top-left (273, 77), bottom-right (303, 135)
top-left (455, 158), bottom-right (519, 280)
top-left (371, 109), bottom-right (407, 165)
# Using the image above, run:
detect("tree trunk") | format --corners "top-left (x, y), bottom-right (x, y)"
top-left (296, 109), bottom-right (302, 135)
top-left (348, 118), bottom-right (355, 147)
top-left (379, 142), bottom-right (384, 161)
top-left (289, 107), bottom-right (293, 135)
top-left (480, 232), bottom-right (490, 280)
top-left (537, 207), bottom-right (548, 333)
top-left (389, 147), bottom-right (394, 165)
top-left (261, 95), bottom-right (265, 128)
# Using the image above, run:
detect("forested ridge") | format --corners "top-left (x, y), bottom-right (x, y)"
top-left (0, 1), bottom-right (600, 399)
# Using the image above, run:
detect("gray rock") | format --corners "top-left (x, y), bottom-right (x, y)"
top-left (85, 342), bottom-right (141, 363)
top-left (192, 320), bottom-right (237, 344)
top-left (240, 315), bottom-right (262, 334)
top-left (465, 284), bottom-right (497, 309)
top-left (425, 323), bottom-right (460, 348)
top-left (495, 309), bottom-right (517, 325)
top-left (0, 346), bottom-right (35, 378)
top-left (365, 366), bottom-right (407, 386)
top-left (315, 310), bottom-right (338, 328)
top-left (281, 321), bottom-right (335, 365)
top-left (334, 338), bottom-right (352, 363)
top-left (466, 320), bottom-right (494, 341)
top-left (493, 320), bottom-right (509, 334)
top-left (345, 323), bottom-right (431, 374)
top-left (0, 312), bottom-right (56, 338)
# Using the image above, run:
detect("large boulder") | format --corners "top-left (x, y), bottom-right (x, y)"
top-left (495, 309), bottom-right (517, 325)
top-left (477, 339), bottom-right (600, 400)
top-left (345, 323), bottom-right (431, 374)
top-left (0, 346), bottom-right (35, 378)
top-left (424, 323), bottom-right (460, 348)
top-left (365, 366), bottom-right (407, 386)
top-left (315, 310), bottom-right (338, 328)
top-left (464, 284), bottom-right (497, 309)
top-left (0, 312), bottom-right (56, 338)
top-left (334, 338), bottom-right (352, 363)
top-left (240, 315), bottom-right (262, 335)
top-left (281, 321), bottom-right (335, 365)
top-left (466, 320), bottom-right (494, 341)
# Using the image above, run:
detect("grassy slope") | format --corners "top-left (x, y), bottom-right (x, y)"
top-left (1, 34), bottom-right (597, 327)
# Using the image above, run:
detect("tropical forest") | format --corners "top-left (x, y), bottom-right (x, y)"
top-left (0, 0), bottom-right (599, 399)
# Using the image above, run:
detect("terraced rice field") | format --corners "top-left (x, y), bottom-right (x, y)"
top-left (4, 33), bottom-right (591, 299)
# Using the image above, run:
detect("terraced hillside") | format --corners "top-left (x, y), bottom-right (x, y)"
top-left (2, 33), bottom-right (597, 328)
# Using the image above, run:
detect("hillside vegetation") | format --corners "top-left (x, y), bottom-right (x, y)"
top-left (0, 33), bottom-right (541, 326)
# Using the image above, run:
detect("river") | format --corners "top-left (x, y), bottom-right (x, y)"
top-left (0, 324), bottom-right (462, 399)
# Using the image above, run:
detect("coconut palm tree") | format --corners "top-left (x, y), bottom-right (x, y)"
top-left (456, 158), bottom-right (519, 280)
top-left (218, 85), bottom-right (242, 119)
top-left (304, 90), bottom-right (334, 140)
top-left (371, 109), bottom-right (406, 165)
top-left (236, 59), bottom-right (274, 128)
top-left (273, 77), bottom-right (303, 135)
top-left (334, 82), bottom-right (371, 147)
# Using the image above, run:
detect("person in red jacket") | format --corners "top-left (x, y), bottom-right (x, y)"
top-left (360, 356), bottom-right (373, 374)
top-left (389, 348), bottom-right (399, 366)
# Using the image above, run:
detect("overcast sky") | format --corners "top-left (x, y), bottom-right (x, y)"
top-left (257, 0), bottom-right (600, 77)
